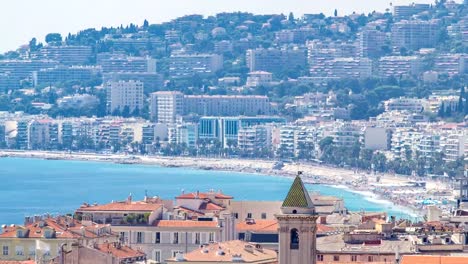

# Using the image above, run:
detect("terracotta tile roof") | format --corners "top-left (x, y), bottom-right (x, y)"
top-left (0, 217), bottom-right (114, 240)
top-left (176, 191), bottom-right (233, 200)
top-left (317, 224), bottom-right (337, 234)
top-left (401, 255), bottom-right (468, 264)
top-left (282, 175), bottom-right (314, 208)
top-left (199, 202), bottom-right (224, 211)
top-left (154, 220), bottom-right (219, 228)
top-left (167, 240), bottom-right (277, 263)
top-left (236, 220), bottom-right (278, 233)
top-left (95, 243), bottom-right (145, 260)
top-left (0, 261), bottom-right (36, 264)
top-left (76, 201), bottom-right (162, 212)
top-left (175, 206), bottom-right (206, 216)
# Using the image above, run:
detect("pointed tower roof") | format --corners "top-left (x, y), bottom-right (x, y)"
top-left (282, 173), bottom-right (314, 209)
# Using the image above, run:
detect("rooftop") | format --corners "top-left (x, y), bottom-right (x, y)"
top-left (166, 240), bottom-right (277, 263)
top-left (0, 216), bottom-right (114, 240)
top-left (76, 200), bottom-right (162, 212)
top-left (95, 242), bottom-right (146, 260)
top-left (176, 190), bottom-right (233, 200)
top-left (316, 234), bottom-right (414, 254)
top-left (154, 220), bottom-right (219, 228)
top-left (401, 255), bottom-right (468, 264)
top-left (282, 175), bottom-right (314, 209)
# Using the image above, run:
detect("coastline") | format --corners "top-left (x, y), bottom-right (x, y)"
top-left (0, 150), bottom-right (447, 218)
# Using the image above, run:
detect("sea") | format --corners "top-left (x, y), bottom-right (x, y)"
top-left (0, 157), bottom-right (419, 225)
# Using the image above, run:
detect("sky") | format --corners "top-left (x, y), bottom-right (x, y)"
top-left (0, 0), bottom-right (446, 53)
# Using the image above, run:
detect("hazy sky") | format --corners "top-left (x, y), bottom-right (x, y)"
top-left (0, 0), bottom-right (445, 53)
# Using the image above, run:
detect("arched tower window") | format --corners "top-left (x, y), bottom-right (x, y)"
top-left (290, 228), bottom-right (299, 249)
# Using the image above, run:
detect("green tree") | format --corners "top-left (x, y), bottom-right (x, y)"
top-left (122, 106), bottom-right (131, 117)
top-left (45, 33), bottom-right (63, 44)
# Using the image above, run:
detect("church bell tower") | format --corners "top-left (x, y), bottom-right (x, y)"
top-left (276, 172), bottom-right (318, 264)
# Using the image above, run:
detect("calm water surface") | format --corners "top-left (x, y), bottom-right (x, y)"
top-left (0, 157), bottom-right (415, 224)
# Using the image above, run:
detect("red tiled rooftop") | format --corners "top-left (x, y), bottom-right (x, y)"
top-left (176, 191), bottom-right (233, 200)
top-left (236, 220), bottom-right (278, 233)
top-left (76, 201), bottom-right (161, 212)
top-left (0, 261), bottom-right (36, 264)
top-left (401, 255), bottom-right (468, 264)
top-left (0, 217), bottom-right (114, 240)
top-left (154, 220), bottom-right (219, 228)
top-left (199, 202), bottom-right (224, 211)
top-left (95, 243), bottom-right (145, 260)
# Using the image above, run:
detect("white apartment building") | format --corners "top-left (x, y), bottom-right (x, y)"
top-left (441, 130), bottom-right (466, 162)
top-left (150, 91), bottom-right (184, 124)
top-left (169, 53), bottom-right (223, 78)
top-left (309, 57), bottom-right (373, 79)
top-left (106, 80), bottom-right (144, 114)
top-left (246, 71), bottom-right (273, 87)
top-left (237, 125), bottom-right (271, 155)
top-left (331, 122), bottom-right (361, 148)
top-left (363, 127), bottom-right (391, 150)
top-left (378, 56), bottom-right (422, 78)
top-left (384, 97), bottom-right (428, 112)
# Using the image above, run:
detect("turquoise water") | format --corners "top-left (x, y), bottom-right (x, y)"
top-left (0, 158), bottom-right (416, 224)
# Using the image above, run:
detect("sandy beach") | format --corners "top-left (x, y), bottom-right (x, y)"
top-left (0, 150), bottom-right (454, 218)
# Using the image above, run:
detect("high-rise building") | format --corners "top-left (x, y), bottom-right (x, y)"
top-left (309, 58), bottom-right (373, 79)
top-left (359, 29), bottom-right (387, 58)
top-left (103, 72), bottom-right (164, 93)
top-left (393, 3), bottom-right (431, 18)
top-left (378, 56), bottom-right (422, 78)
top-left (15, 120), bottom-right (29, 150)
top-left (183, 95), bottom-right (271, 116)
top-left (98, 55), bottom-right (157, 73)
top-left (39, 45), bottom-right (93, 65)
top-left (150, 91), bottom-right (184, 123)
top-left (391, 20), bottom-right (439, 51)
top-left (169, 53), bottom-right (223, 78)
top-left (106, 80), bottom-right (144, 114)
top-left (246, 48), bottom-right (307, 74)
top-left (0, 123), bottom-right (5, 147)
top-left (32, 66), bottom-right (101, 86)
top-left (0, 60), bottom-right (59, 85)
top-left (434, 54), bottom-right (467, 77)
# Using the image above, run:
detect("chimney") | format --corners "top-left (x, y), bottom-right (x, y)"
top-left (127, 193), bottom-right (132, 203)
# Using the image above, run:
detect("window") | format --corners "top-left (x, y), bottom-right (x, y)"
top-left (172, 250), bottom-right (183, 257)
top-left (173, 232), bottom-right (179, 244)
top-left (155, 232), bottom-right (160, 244)
top-left (136, 232), bottom-right (143, 243)
top-left (317, 254), bottom-right (324, 261)
top-left (2, 246), bottom-right (8, 256)
top-left (290, 229), bottom-right (299, 249)
top-left (368, 256), bottom-right (374, 262)
top-left (261, 213), bottom-right (267, 219)
top-left (29, 247), bottom-right (35, 256)
top-left (333, 256), bottom-right (340, 261)
top-left (234, 213), bottom-right (239, 219)
top-left (120, 232), bottom-right (127, 243)
top-left (209, 232), bottom-right (215, 242)
top-left (247, 213), bottom-right (252, 219)
top-left (154, 250), bottom-right (161, 262)
top-left (15, 246), bottom-right (24, 256)
top-left (351, 255), bottom-right (357, 262)
top-left (194, 233), bottom-right (201, 244)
